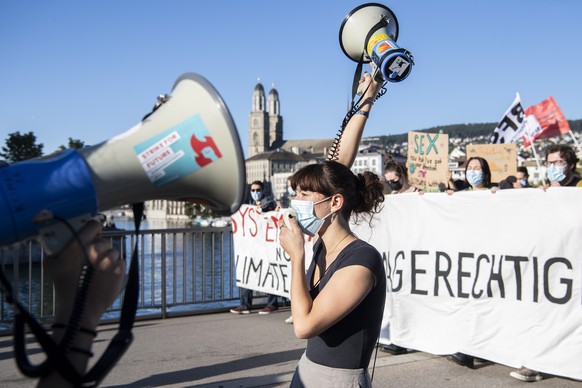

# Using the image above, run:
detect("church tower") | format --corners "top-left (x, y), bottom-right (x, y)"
top-left (248, 80), bottom-right (269, 157)
top-left (268, 85), bottom-right (283, 149)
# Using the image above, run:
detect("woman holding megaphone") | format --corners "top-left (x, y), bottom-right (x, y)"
top-left (279, 72), bottom-right (386, 387)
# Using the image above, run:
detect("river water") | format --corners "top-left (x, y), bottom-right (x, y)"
top-left (0, 217), bottom-right (238, 328)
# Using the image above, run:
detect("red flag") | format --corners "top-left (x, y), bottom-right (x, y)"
top-left (522, 96), bottom-right (570, 146)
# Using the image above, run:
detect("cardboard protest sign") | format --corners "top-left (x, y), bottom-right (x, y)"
top-left (407, 131), bottom-right (449, 192)
top-left (466, 143), bottom-right (517, 184)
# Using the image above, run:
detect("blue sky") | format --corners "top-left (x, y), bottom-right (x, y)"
top-left (1, 1), bottom-right (581, 157)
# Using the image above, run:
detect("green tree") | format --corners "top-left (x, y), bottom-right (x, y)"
top-left (58, 138), bottom-right (85, 150)
top-left (0, 131), bottom-right (44, 162)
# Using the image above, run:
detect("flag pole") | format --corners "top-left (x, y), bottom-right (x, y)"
top-left (524, 123), bottom-right (547, 187)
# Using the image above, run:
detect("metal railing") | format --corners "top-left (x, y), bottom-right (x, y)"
top-left (0, 226), bottom-right (241, 334)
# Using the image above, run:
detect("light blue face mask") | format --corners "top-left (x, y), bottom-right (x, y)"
top-left (287, 187), bottom-right (296, 197)
top-left (251, 190), bottom-right (262, 202)
top-left (290, 197), bottom-right (332, 237)
top-left (547, 165), bottom-right (566, 182)
top-left (466, 170), bottom-right (483, 187)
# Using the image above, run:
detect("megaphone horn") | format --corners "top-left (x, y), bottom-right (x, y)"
top-left (339, 3), bottom-right (414, 83)
top-left (0, 73), bottom-right (246, 254)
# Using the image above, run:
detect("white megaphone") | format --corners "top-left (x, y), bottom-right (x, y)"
top-left (339, 3), bottom-right (414, 83)
top-left (0, 73), bottom-right (246, 254)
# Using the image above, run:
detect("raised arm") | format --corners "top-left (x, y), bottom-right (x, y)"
top-left (331, 71), bottom-right (383, 168)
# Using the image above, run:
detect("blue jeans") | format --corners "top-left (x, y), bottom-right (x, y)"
top-left (239, 288), bottom-right (278, 310)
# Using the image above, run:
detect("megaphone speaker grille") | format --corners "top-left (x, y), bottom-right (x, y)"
top-left (339, 3), bottom-right (399, 62)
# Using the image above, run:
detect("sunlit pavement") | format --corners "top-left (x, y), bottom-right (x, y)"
top-left (0, 308), bottom-right (580, 387)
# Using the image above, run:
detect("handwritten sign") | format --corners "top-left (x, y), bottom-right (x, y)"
top-left (466, 143), bottom-right (517, 184)
top-left (407, 131), bottom-right (449, 192)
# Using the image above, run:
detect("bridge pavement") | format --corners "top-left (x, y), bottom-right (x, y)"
top-left (0, 307), bottom-right (579, 387)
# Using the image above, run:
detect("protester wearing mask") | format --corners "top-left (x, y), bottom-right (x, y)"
top-left (447, 156), bottom-right (496, 369)
top-left (543, 144), bottom-right (580, 187)
top-left (276, 70), bottom-right (388, 387)
top-left (279, 161), bottom-right (386, 387)
top-left (514, 166), bottom-right (531, 188)
top-left (383, 157), bottom-right (422, 194)
top-left (460, 156), bottom-right (498, 192)
top-left (230, 180), bottom-right (279, 315)
top-left (509, 144), bottom-right (580, 382)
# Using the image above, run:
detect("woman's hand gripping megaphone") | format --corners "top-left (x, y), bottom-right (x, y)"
top-left (356, 64), bottom-right (383, 99)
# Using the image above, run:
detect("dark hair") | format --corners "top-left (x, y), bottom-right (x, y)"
top-left (516, 166), bottom-right (529, 177)
top-left (250, 180), bottom-right (264, 190)
top-left (545, 144), bottom-right (578, 172)
top-left (464, 156), bottom-right (492, 188)
top-left (290, 161), bottom-right (384, 220)
top-left (384, 157), bottom-right (408, 180)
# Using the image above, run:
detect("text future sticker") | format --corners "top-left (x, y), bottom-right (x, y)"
top-left (134, 114), bottom-right (222, 186)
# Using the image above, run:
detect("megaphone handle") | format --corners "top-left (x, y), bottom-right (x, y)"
top-left (37, 213), bottom-right (94, 256)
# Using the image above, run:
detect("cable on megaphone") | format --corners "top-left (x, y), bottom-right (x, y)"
top-left (327, 73), bottom-right (386, 162)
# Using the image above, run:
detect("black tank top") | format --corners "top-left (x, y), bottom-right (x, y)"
top-left (305, 239), bottom-right (386, 369)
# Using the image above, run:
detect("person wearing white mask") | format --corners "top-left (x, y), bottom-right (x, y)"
top-left (464, 156), bottom-right (495, 190)
top-left (543, 144), bottom-right (580, 187)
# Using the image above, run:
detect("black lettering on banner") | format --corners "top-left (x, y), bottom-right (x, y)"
top-left (457, 252), bottom-right (474, 298)
top-left (487, 255), bottom-right (505, 298)
top-left (435, 251), bottom-right (454, 297)
top-left (280, 264), bottom-right (290, 293)
top-left (236, 254), bottom-right (290, 293)
top-left (383, 252), bottom-right (392, 289)
top-left (234, 254), bottom-right (242, 283)
top-left (392, 251), bottom-right (405, 292)
top-left (505, 255), bottom-right (528, 301)
top-left (245, 256), bottom-right (263, 284)
top-left (261, 263), bottom-right (290, 293)
top-left (262, 263), bottom-right (280, 288)
top-left (472, 254), bottom-right (489, 298)
top-left (533, 256), bottom-right (539, 303)
top-left (544, 257), bottom-right (573, 304)
top-left (275, 247), bottom-right (291, 262)
top-left (411, 250), bottom-right (429, 295)
top-left (382, 249), bottom-right (579, 305)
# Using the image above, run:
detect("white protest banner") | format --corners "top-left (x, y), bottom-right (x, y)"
top-left (490, 93), bottom-right (525, 144)
top-left (350, 189), bottom-right (582, 381)
top-left (231, 205), bottom-right (313, 298)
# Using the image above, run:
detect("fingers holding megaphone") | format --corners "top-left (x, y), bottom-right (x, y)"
top-left (278, 208), bottom-right (306, 261)
top-left (356, 66), bottom-right (383, 100)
